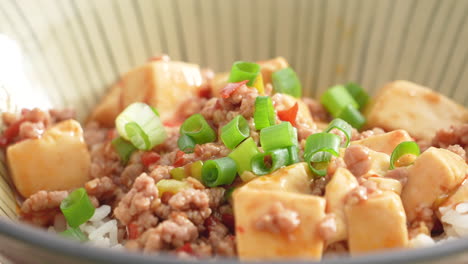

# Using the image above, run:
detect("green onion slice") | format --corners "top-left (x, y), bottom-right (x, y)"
top-left (60, 188), bottom-right (95, 228)
top-left (254, 96), bottom-right (276, 130)
top-left (337, 104), bottom-right (366, 130)
top-left (345, 83), bottom-right (369, 110)
top-left (227, 61), bottom-right (261, 86)
top-left (60, 227), bottom-right (88, 242)
top-left (202, 157), bottom-right (238, 187)
top-left (287, 145), bottom-right (300, 165)
top-left (180, 114), bottom-right (216, 144)
top-left (304, 133), bottom-right (341, 177)
top-left (389, 141), bottom-right (420, 169)
top-left (111, 137), bottom-right (136, 164)
top-left (228, 137), bottom-right (260, 174)
top-left (187, 160), bottom-right (203, 181)
top-left (170, 167), bottom-right (186, 181)
top-left (324, 118), bottom-right (353, 147)
top-left (320, 85), bottom-right (359, 117)
top-left (115, 102), bottom-right (167, 150)
top-left (221, 115), bottom-right (250, 149)
top-left (272, 67), bottom-right (302, 98)
top-left (156, 179), bottom-right (190, 195)
top-left (251, 148), bottom-right (290, 176)
top-left (260, 122), bottom-right (297, 152)
top-left (178, 134), bottom-right (196, 153)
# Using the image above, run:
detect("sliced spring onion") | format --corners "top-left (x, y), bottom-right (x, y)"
top-left (180, 114), bottom-right (216, 144)
top-left (60, 227), bottom-right (88, 242)
top-left (272, 67), bottom-right (302, 98)
top-left (227, 61), bottom-right (261, 86)
top-left (170, 167), bottom-right (186, 181)
top-left (221, 115), bottom-right (250, 149)
top-left (287, 145), bottom-right (300, 165)
top-left (345, 83), bottom-right (369, 110)
top-left (251, 148), bottom-right (290, 176)
top-left (304, 133), bottom-right (341, 177)
top-left (228, 137), bottom-right (260, 174)
top-left (60, 188), bottom-right (95, 228)
top-left (188, 160), bottom-right (204, 181)
top-left (337, 104), bottom-right (366, 130)
top-left (320, 85), bottom-right (359, 117)
top-left (156, 179), bottom-right (190, 195)
top-left (202, 157), bottom-right (237, 187)
top-left (390, 141), bottom-right (420, 169)
top-left (324, 118), bottom-right (353, 147)
top-left (177, 133), bottom-right (196, 153)
top-left (125, 122), bottom-right (150, 150)
top-left (115, 102), bottom-right (167, 150)
top-left (253, 73), bottom-right (265, 95)
top-left (254, 96), bottom-right (276, 130)
top-left (260, 122), bottom-right (297, 152)
top-left (111, 137), bottom-right (136, 164)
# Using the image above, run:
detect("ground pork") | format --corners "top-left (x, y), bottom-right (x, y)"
top-left (447, 144), bottom-right (467, 161)
top-left (121, 163), bottom-right (145, 188)
top-left (49, 108), bottom-right (76, 123)
top-left (384, 167), bottom-right (409, 186)
top-left (204, 216), bottom-right (236, 256)
top-left (85, 176), bottom-right (118, 201)
top-left (344, 145), bottom-right (371, 177)
top-left (310, 176), bottom-right (328, 196)
top-left (193, 143), bottom-right (230, 161)
top-left (255, 202), bottom-right (300, 236)
top-left (185, 177), bottom-right (205, 190)
top-left (89, 141), bottom-right (124, 179)
top-left (326, 156), bottom-right (347, 177)
top-left (131, 213), bottom-right (198, 253)
top-left (302, 97), bottom-right (331, 122)
top-left (176, 239), bottom-right (213, 258)
top-left (84, 122), bottom-right (110, 146)
top-left (351, 127), bottom-right (385, 141)
top-left (20, 190), bottom-right (68, 226)
top-left (317, 214), bottom-right (337, 241)
top-left (432, 124), bottom-right (468, 148)
top-left (18, 121), bottom-right (45, 139)
top-left (114, 174), bottom-right (159, 226)
top-left (346, 180), bottom-right (381, 205)
top-left (175, 96), bottom-right (208, 122)
top-left (153, 126), bottom-right (180, 153)
top-left (149, 165), bottom-right (173, 184)
top-left (168, 189), bottom-right (211, 225)
top-left (204, 188), bottom-right (225, 209)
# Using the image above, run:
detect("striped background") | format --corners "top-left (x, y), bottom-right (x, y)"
top-left (0, 0), bottom-right (467, 218)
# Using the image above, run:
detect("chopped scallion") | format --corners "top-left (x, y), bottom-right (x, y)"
top-left (324, 118), bottom-right (353, 147)
top-left (60, 227), bottom-right (88, 242)
top-left (304, 133), bottom-right (341, 177)
top-left (253, 74), bottom-right (265, 95)
top-left (221, 115), bottom-right (250, 149)
top-left (272, 67), bottom-right (302, 98)
top-left (345, 83), bottom-right (369, 110)
top-left (115, 102), bottom-right (167, 150)
top-left (251, 148), bottom-right (290, 175)
top-left (320, 85), bottom-right (359, 117)
top-left (60, 188), bottom-right (95, 228)
top-left (188, 160), bottom-right (204, 181)
top-left (202, 157), bottom-right (237, 187)
top-left (228, 61), bottom-right (261, 86)
top-left (254, 96), bottom-right (276, 130)
top-left (180, 114), bottom-right (216, 144)
top-left (170, 167), bottom-right (186, 181)
top-left (287, 145), bottom-right (300, 165)
top-left (390, 141), bottom-right (420, 169)
top-left (228, 137), bottom-right (260, 174)
top-left (177, 134), bottom-right (196, 153)
top-left (337, 104), bottom-right (366, 130)
top-left (156, 179), bottom-right (190, 195)
top-left (111, 137), bottom-right (136, 164)
top-left (260, 122), bottom-right (297, 152)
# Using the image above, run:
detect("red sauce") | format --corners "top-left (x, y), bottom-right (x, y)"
top-left (141, 152), bottom-right (161, 167)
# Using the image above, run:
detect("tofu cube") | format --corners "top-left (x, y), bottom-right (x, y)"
top-left (368, 177), bottom-right (403, 195)
top-left (365, 149), bottom-right (391, 177)
top-left (234, 188), bottom-right (326, 260)
top-left (88, 60), bottom-right (203, 126)
top-left (364, 81), bottom-right (468, 140)
top-left (352, 130), bottom-right (413, 155)
top-left (345, 191), bottom-right (408, 255)
top-left (325, 168), bottom-right (359, 244)
top-left (7, 120), bottom-right (91, 197)
top-left (401, 147), bottom-right (467, 222)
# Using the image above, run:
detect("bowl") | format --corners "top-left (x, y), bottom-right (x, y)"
top-left (0, 0), bottom-right (467, 263)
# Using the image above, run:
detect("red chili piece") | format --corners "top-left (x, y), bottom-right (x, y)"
top-left (176, 242), bottom-right (194, 254)
top-left (221, 213), bottom-right (235, 233)
top-left (220, 80), bottom-right (248, 99)
top-left (277, 102), bottom-right (299, 126)
top-left (127, 223), bottom-right (139, 240)
top-left (0, 118), bottom-right (25, 147)
top-left (173, 150), bottom-right (186, 167)
top-left (141, 152), bottom-right (161, 167)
